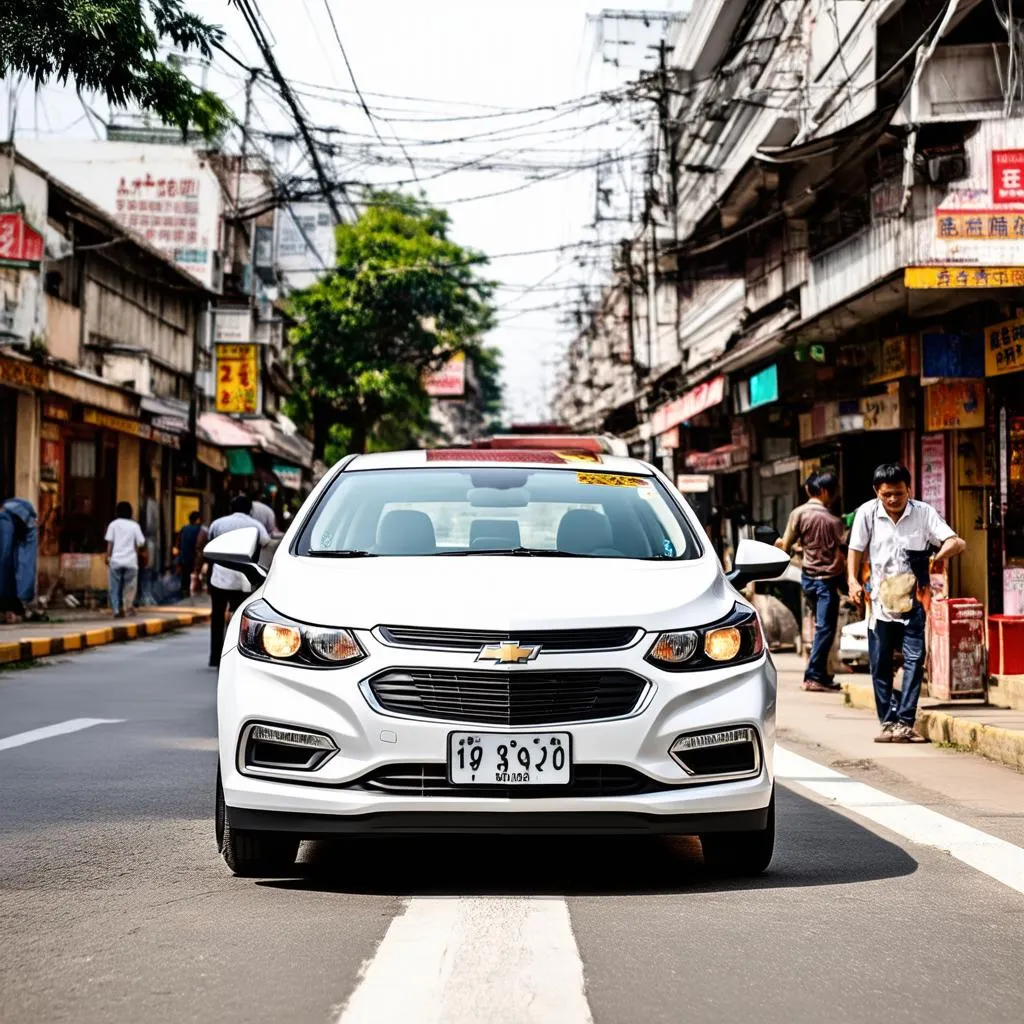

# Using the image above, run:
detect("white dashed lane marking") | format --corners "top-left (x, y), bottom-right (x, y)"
top-left (0, 718), bottom-right (126, 752)
top-left (336, 897), bottom-right (593, 1024)
top-left (776, 745), bottom-right (1024, 895)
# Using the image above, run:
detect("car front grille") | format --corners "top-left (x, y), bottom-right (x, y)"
top-left (350, 762), bottom-right (674, 798)
top-left (366, 668), bottom-right (647, 725)
top-left (378, 625), bottom-right (640, 653)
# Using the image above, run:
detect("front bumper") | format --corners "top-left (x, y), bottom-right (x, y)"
top-left (217, 624), bottom-right (777, 836)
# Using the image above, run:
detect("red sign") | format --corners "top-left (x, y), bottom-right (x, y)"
top-left (423, 352), bottom-right (466, 398)
top-left (0, 212), bottom-right (44, 265)
top-left (992, 150), bottom-right (1024, 203)
top-left (650, 375), bottom-right (726, 435)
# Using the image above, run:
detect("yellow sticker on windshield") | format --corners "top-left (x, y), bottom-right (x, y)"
top-left (554, 451), bottom-right (602, 464)
top-left (576, 472), bottom-right (649, 487)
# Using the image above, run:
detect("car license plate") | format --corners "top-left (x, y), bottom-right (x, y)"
top-left (448, 731), bottom-right (571, 785)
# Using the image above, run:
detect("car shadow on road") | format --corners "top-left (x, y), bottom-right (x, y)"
top-left (258, 787), bottom-right (918, 896)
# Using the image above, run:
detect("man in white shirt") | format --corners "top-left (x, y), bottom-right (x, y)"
top-left (847, 463), bottom-right (965, 743)
top-left (201, 495), bottom-right (269, 667)
top-left (249, 491), bottom-right (278, 537)
top-left (105, 502), bottom-right (146, 619)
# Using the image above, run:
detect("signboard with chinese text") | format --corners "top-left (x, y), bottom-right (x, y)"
top-left (934, 210), bottom-right (1024, 240)
top-left (992, 150), bottom-right (1024, 203)
top-left (985, 315), bottom-right (1024, 376)
top-left (860, 391), bottom-right (902, 431)
top-left (747, 363), bottom-right (779, 409)
top-left (82, 408), bottom-right (180, 448)
top-left (215, 344), bottom-right (259, 414)
top-left (798, 402), bottom-right (841, 444)
top-left (924, 380), bottom-right (985, 431)
top-left (866, 335), bottom-right (919, 384)
top-left (650, 375), bottom-right (726, 434)
top-left (423, 352), bottom-right (466, 398)
top-left (920, 434), bottom-right (947, 521)
top-left (676, 475), bottom-right (711, 493)
top-left (906, 266), bottom-right (1024, 288)
top-left (0, 355), bottom-right (45, 390)
top-left (0, 212), bottom-right (44, 266)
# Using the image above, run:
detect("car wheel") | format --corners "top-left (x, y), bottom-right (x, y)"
top-left (215, 767), bottom-right (300, 877)
top-left (699, 788), bottom-right (775, 877)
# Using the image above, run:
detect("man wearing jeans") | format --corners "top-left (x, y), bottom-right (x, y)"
top-left (848, 463), bottom-right (965, 743)
top-left (776, 472), bottom-right (845, 692)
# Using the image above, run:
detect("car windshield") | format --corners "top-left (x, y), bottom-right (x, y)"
top-left (298, 466), bottom-right (701, 560)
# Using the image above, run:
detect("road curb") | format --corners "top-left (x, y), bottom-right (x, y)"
top-left (842, 680), bottom-right (1024, 772)
top-left (0, 610), bottom-right (211, 666)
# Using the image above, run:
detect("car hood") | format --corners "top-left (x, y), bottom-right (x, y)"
top-left (260, 552), bottom-right (738, 632)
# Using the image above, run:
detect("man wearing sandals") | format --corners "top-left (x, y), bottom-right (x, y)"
top-left (847, 463), bottom-right (966, 743)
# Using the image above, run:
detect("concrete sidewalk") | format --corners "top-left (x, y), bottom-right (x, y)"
top-left (0, 598), bottom-right (211, 666)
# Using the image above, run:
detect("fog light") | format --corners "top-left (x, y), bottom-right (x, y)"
top-left (704, 626), bottom-right (742, 661)
top-left (248, 724), bottom-right (334, 749)
top-left (672, 727), bottom-right (753, 751)
top-left (669, 726), bottom-right (760, 779)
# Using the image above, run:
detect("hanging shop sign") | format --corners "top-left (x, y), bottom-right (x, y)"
top-left (923, 380), bottom-right (985, 431)
top-left (865, 335), bottom-right (919, 384)
top-left (758, 456), bottom-right (802, 479)
top-left (650, 375), bottom-right (726, 435)
top-left (213, 307), bottom-right (253, 345)
top-left (984, 314), bottom-right (1024, 377)
top-left (747, 363), bottom-right (779, 410)
top-left (921, 331), bottom-right (985, 379)
top-left (934, 210), bottom-right (1024, 240)
top-left (685, 449), bottom-right (734, 473)
top-left (0, 355), bottom-right (46, 390)
top-left (82, 408), bottom-right (180, 448)
top-left (423, 352), bottom-right (466, 398)
top-left (215, 343), bottom-right (259, 414)
top-left (273, 463), bottom-right (303, 490)
top-left (197, 441), bottom-right (227, 473)
top-left (675, 474), bottom-right (711, 493)
top-left (860, 390), bottom-right (902, 431)
top-left (992, 150), bottom-right (1024, 203)
top-left (799, 402), bottom-right (840, 444)
top-left (42, 398), bottom-right (71, 421)
top-left (920, 434), bottom-right (947, 522)
top-left (0, 212), bottom-right (45, 266)
top-left (659, 427), bottom-right (680, 450)
top-left (905, 266), bottom-right (1024, 289)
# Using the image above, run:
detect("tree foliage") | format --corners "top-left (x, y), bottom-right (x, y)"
top-left (0, 1), bottom-right (228, 137)
top-left (286, 191), bottom-right (499, 458)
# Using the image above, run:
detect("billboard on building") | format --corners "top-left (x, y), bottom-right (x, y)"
top-left (276, 203), bottom-right (336, 287)
top-left (423, 352), bottom-right (466, 398)
top-left (215, 344), bottom-right (259, 414)
top-left (20, 140), bottom-right (223, 290)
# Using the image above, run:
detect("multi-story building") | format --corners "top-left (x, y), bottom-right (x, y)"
top-left (557, 0), bottom-right (1024, 620)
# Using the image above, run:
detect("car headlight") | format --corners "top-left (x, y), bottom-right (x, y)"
top-left (646, 603), bottom-right (764, 671)
top-left (238, 599), bottom-right (365, 668)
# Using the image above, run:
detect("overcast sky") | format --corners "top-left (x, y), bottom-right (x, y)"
top-left (6, 0), bottom-right (687, 422)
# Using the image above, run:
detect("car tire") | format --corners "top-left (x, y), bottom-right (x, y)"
top-left (215, 767), bottom-right (300, 877)
top-left (699, 788), bottom-right (775, 877)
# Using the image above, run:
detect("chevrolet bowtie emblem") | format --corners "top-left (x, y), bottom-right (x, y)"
top-left (476, 641), bottom-right (541, 664)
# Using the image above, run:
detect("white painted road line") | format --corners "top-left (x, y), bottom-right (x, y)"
top-left (776, 745), bottom-right (1024, 896)
top-left (0, 718), bottom-right (126, 753)
top-left (337, 897), bottom-right (593, 1024)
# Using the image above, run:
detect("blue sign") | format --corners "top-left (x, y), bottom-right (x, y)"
top-left (748, 364), bottom-right (779, 409)
top-left (921, 331), bottom-right (984, 379)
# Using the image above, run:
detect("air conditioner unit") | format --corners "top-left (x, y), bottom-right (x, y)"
top-left (927, 154), bottom-right (968, 185)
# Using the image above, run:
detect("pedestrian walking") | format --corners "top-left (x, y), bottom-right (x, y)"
top-left (775, 471), bottom-right (845, 692)
top-left (104, 502), bottom-right (145, 619)
top-left (847, 463), bottom-right (966, 743)
top-left (175, 511), bottom-right (207, 599)
top-left (200, 494), bottom-right (269, 668)
top-left (249, 489), bottom-right (278, 537)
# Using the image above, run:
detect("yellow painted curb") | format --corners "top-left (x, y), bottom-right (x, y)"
top-left (0, 641), bottom-right (21, 664)
top-left (842, 680), bottom-right (876, 711)
top-left (62, 634), bottom-right (82, 651)
top-left (28, 637), bottom-right (51, 657)
top-left (916, 710), bottom-right (1024, 773)
top-left (84, 627), bottom-right (113, 647)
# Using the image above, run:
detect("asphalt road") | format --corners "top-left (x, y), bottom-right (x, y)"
top-left (2, 630), bottom-right (1023, 1024)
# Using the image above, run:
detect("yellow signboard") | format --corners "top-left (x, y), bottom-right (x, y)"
top-left (906, 266), bottom-right (1024, 289)
top-left (215, 343), bottom-right (259, 414)
top-left (866, 335), bottom-right (918, 384)
top-left (985, 315), bottom-right (1024, 377)
top-left (174, 494), bottom-right (201, 533)
top-left (924, 380), bottom-right (985, 431)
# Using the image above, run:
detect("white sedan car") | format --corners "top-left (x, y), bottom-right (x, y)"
top-left (205, 450), bottom-right (790, 877)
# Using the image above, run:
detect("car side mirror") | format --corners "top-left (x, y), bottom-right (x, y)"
top-left (202, 526), bottom-right (267, 588)
top-left (726, 539), bottom-right (791, 590)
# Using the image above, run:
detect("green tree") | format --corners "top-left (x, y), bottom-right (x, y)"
top-left (287, 190), bottom-right (498, 458)
top-left (1, 1), bottom-right (228, 137)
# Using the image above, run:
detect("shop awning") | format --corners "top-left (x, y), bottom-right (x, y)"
top-left (197, 411), bottom-right (258, 449)
top-left (226, 448), bottom-right (256, 475)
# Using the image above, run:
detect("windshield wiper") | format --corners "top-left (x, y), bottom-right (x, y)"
top-left (433, 547), bottom-right (590, 558)
top-left (306, 549), bottom-right (377, 558)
